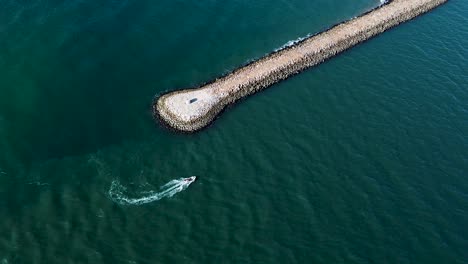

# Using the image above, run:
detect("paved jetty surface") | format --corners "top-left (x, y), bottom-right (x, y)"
top-left (155, 0), bottom-right (448, 132)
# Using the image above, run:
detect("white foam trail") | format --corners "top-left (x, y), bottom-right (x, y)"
top-left (109, 178), bottom-right (193, 205)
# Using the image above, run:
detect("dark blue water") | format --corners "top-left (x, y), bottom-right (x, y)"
top-left (0, 0), bottom-right (466, 262)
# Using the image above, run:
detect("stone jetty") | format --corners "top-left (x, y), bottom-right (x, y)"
top-left (154, 0), bottom-right (448, 132)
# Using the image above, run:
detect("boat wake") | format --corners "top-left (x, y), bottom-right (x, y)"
top-left (109, 177), bottom-right (195, 205)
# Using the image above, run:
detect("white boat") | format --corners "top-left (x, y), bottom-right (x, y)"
top-left (183, 176), bottom-right (196, 184)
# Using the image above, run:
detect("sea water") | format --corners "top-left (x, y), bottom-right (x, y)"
top-left (0, 0), bottom-right (466, 262)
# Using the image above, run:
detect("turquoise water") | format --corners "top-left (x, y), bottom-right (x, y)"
top-left (0, 0), bottom-right (467, 262)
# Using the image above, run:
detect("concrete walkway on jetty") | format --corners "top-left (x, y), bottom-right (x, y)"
top-left (155, 0), bottom-right (448, 132)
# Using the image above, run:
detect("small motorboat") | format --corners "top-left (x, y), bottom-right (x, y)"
top-left (183, 176), bottom-right (196, 184)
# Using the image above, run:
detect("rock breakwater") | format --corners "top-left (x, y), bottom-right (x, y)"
top-left (154, 0), bottom-right (448, 132)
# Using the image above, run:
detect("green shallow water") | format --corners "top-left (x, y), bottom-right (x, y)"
top-left (0, 0), bottom-right (467, 262)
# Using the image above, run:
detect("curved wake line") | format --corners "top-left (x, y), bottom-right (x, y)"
top-left (109, 178), bottom-right (192, 205)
